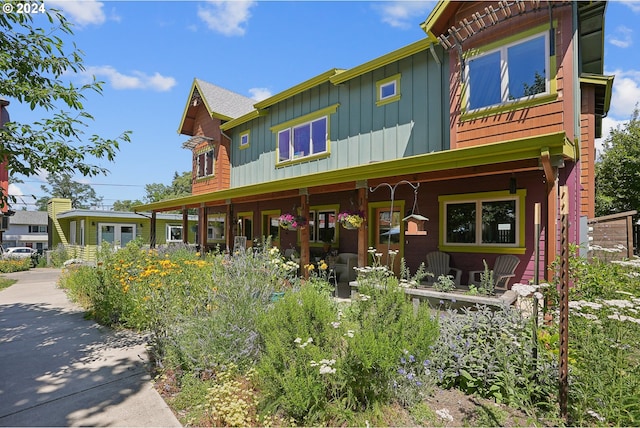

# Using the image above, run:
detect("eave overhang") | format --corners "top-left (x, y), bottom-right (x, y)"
top-left (220, 109), bottom-right (268, 132)
top-left (134, 131), bottom-right (572, 213)
top-left (330, 38), bottom-right (433, 85)
top-left (253, 69), bottom-right (344, 110)
top-left (177, 79), bottom-right (235, 136)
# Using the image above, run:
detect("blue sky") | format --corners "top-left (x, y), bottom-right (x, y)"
top-left (7, 0), bottom-right (640, 210)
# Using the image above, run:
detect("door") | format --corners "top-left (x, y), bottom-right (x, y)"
top-left (373, 206), bottom-right (402, 275)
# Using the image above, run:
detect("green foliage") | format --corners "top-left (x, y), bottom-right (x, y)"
top-left (0, 9), bottom-right (130, 209)
top-left (0, 276), bottom-right (17, 291)
top-left (0, 257), bottom-right (31, 272)
top-left (144, 171), bottom-right (192, 203)
top-left (478, 259), bottom-right (496, 296)
top-left (432, 274), bottom-right (456, 292)
top-left (428, 305), bottom-right (557, 412)
top-left (35, 172), bottom-right (102, 210)
top-left (595, 106), bottom-right (640, 217)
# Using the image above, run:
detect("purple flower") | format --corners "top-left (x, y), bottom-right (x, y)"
top-left (398, 368), bottom-right (406, 375)
top-left (409, 355), bottom-right (415, 363)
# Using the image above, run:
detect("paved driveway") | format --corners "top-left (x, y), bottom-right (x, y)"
top-left (0, 268), bottom-right (181, 427)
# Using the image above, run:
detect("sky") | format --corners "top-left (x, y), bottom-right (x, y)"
top-left (6, 0), bottom-right (640, 210)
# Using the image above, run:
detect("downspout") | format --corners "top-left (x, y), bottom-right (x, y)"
top-left (220, 129), bottom-right (233, 252)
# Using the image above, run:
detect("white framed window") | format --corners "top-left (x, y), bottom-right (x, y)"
top-left (28, 225), bottom-right (47, 233)
top-left (440, 190), bottom-right (526, 248)
top-left (376, 73), bottom-right (401, 106)
top-left (166, 225), bottom-right (183, 242)
top-left (240, 131), bottom-right (250, 149)
top-left (207, 214), bottom-right (225, 242)
top-left (196, 149), bottom-right (214, 178)
top-left (278, 116), bottom-right (327, 162)
top-left (466, 32), bottom-right (549, 111)
top-left (98, 223), bottom-right (136, 248)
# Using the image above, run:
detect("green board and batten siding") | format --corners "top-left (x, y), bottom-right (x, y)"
top-left (229, 45), bottom-right (448, 187)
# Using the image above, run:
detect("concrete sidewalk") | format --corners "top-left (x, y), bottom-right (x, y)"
top-left (0, 268), bottom-right (181, 427)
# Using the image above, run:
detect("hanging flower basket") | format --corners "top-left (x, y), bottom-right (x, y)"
top-left (337, 210), bottom-right (364, 230)
top-left (278, 213), bottom-right (307, 230)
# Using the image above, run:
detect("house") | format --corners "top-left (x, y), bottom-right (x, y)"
top-left (48, 198), bottom-right (199, 261)
top-left (135, 0), bottom-right (611, 286)
top-left (2, 210), bottom-right (48, 253)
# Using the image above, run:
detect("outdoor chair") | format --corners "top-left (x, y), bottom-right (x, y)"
top-left (333, 252), bottom-right (358, 283)
top-left (423, 251), bottom-right (462, 286)
top-left (468, 255), bottom-right (520, 290)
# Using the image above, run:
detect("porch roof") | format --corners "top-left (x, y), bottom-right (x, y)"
top-left (134, 131), bottom-right (573, 213)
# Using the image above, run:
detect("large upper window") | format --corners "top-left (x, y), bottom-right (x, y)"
top-left (272, 104), bottom-right (338, 165)
top-left (439, 190), bottom-right (526, 251)
top-left (466, 32), bottom-right (548, 111)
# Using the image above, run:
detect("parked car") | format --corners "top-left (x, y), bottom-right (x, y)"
top-left (2, 246), bottom-right (39, 267)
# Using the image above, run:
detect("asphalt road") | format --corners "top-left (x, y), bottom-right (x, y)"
top-left (0, 268), bottom-right (181, 427)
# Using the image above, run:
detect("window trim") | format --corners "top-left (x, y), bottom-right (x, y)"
top-left (195, 147), bottom-right (215, 179)
top-left (307, 205), bottom-right (339, 246)
top-left (261, 209), bottom-right (281, 245)
top-left (271, 104), bottom-right (338, 167)
top-left (239, 130), bottom-right (250, 150)
top-left (461, 24), bottom-right (557, 120)
top-left (97, 223), bottom-right (137, 247)
top-left (166, 224), bottom-right (183, 243)
top-left (438, 190), bottom-right (526, 254)
top-left (206, 213), bottom-right (225, 243)
top-left (376, 73), bottom-right (401, 106)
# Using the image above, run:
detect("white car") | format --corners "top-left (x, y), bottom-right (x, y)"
top-left (3, 247), bottom-right (39, 267)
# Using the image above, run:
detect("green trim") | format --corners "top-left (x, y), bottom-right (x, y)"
top-left (461, 93), bottom-right (558, 121)
top-left (177, 79), bottom-right (234, 135)
top-left (375, 73), bottom-right (401, 107)
top-left (307, 204), bottom-right (340, 246)
top-left (220, 110), bottom-right (266, 131)
top-left (254, 69), bottom-right (343, 110)
top-left (367, 200), bottom-right (406, 263)
top-left (580, 73), bottom-right (614, 116)
top-left (330, 38), bottom-right (433, 85)
top-left (462, 23), bottom-right (553, 59)
top-left (134, 131), bottom-right (570, 212)
top-left (270, 104), bottom-right (340, 133)
top-left (261, 209), bottom-right (281, 243)
top-left (239, 130), bottom-right (250, 150)
top-left (419, 0), bottom-right (449, 41)
top-left (438, 189), bottom-right (526, 254)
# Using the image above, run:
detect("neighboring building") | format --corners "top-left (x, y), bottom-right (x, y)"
top-left (48, 198), bottom-right (198, 262)
top-left (135, 1), bottom-right (612, 286)
top-left (2, 210), bottom-right (48, 253)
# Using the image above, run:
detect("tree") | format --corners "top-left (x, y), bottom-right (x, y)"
top-left (35, 173), bottom-right (102, 210)
top-left (112, 199), bottom-right (143, 212)
top-left (595, 107), bottom-right (640, 217)
top-left (0, 8), bottom-right (130, 209)
top-left (144, 171), bottom-right (191, 203)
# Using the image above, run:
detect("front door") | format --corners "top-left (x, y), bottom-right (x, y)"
top-left (373, 205), bottom-right (402, 275)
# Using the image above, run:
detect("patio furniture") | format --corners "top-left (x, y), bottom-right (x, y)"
top-left (423, 251), bottom-right (462, 286)
top-left (333, 252), bottom-right (358, 283)
top-left (469, 255), bottom-right (520, 290)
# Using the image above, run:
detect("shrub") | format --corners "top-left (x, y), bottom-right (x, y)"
top-left (0, 257), bottom-right (31, 273)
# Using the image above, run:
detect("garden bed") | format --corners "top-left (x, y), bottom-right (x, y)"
top-left (350, 281), bottom-right (518, 310)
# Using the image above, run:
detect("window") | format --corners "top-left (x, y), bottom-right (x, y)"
top-left (98, 223), bottom-right (136, 247)
top-left (207, 214), bottom-right (225, 242)
top-left (272, 104), bottom-right (338, 165)
top-left (29, 225), bottom-right (47, 233)
top-left (240, 131), bottom-right (250, 149)
top-left (466, 32), bottom-right (548, 111)
top-left (237, 212), bottom-right (253, 243)
top-left (196, 148), bottom-right (215, 178)
top-left (439, 190), bottom-right (526, 251)
top-left (167, 225), bottom-right (183, 242)
top-left (307, 207), bottom-right (337, 244)
top-left (376, 73), bottom-right (401, 106)
top-left (70, 221), bottom-right (77, 245)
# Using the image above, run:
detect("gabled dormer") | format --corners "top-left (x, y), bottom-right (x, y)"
top-left (178, 78), bottom-right (255, 195)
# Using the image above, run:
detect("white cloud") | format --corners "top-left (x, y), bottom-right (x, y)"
top-left (621, 0), bottom-right (640, 13)
top-left (374, 1), bottom-right (433, 29)
top-left (595, 116), bottom-right (627, 156)
top-left (46, 0), bottom-right (106, 26)
top-left (81, 66), bottom-right (177, 92)
top-left (197, 1), bottom-right (256, 36)
top-left (248, 87), bottom-right (271, 101)
top-left (608, 25), bottom-right (633, 48)
top-left (607, 69), bottom-right (640, 119)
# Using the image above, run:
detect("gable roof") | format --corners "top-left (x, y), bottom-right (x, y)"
top-left (9, 210), bottom-right (48, 226)
top-left (178, 79), bottom-right (255, 135)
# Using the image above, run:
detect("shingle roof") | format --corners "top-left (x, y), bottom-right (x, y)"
top-left (195, 78), bottom-right (255, 120)
top-left (9, 210), bottom-right (48, 225)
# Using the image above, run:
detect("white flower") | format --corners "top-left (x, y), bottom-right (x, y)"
top-left (344, 330), bottom-right (355, 338)
top-left (435, 408), bottom-right (454, 422)
top-left (319, 365), bottom-right (336, 374)
top-left (587, 409), bottom-right (605, 422)
top-left (331, 321), bottom-right (341, 328)
top-left (294, 337), bottom-right (302, 344)
top-left (359, 294), bottom-right (371, 301)
top-left (603, 299), bottom-right (634, 309)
